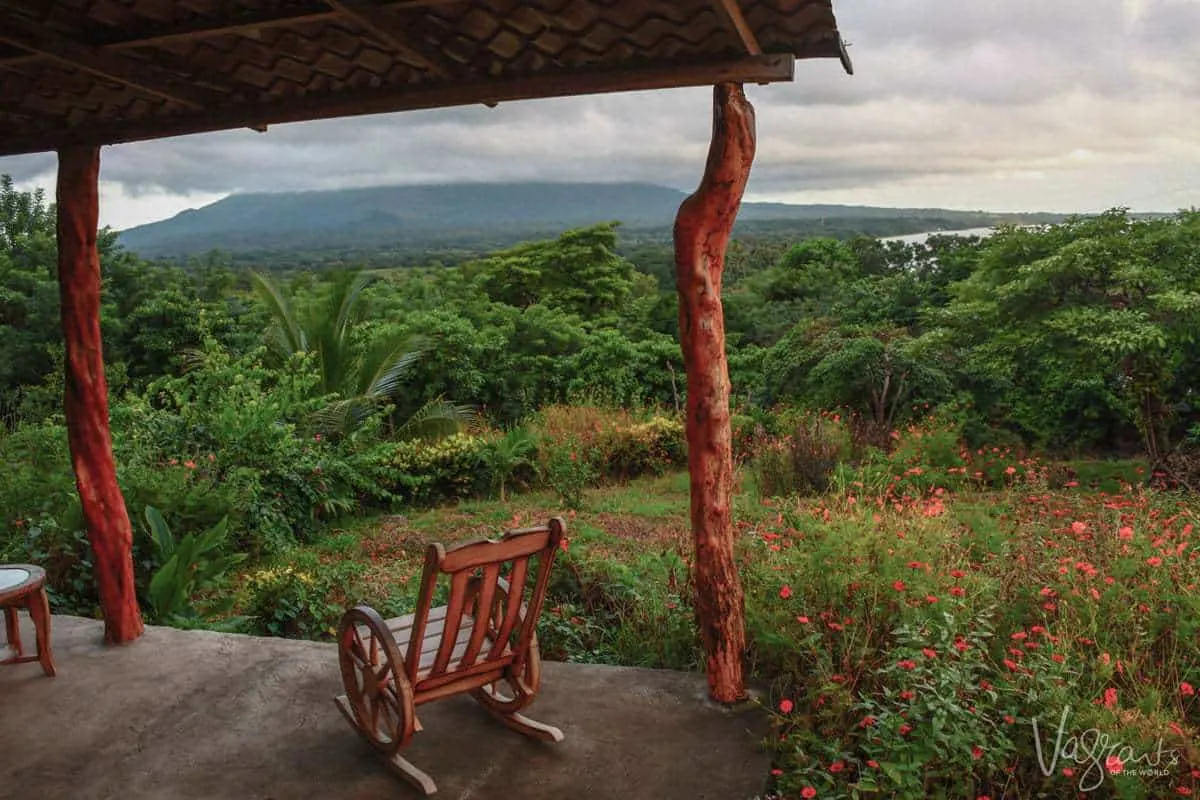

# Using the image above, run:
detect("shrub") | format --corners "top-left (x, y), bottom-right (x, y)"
top-left (539, 438), bottom-right (596, 510)
top-left (384, 432), bottom-right (492, 505)
top-left (239, 551), bottom-right (367, 639)
top-left (753, 417), bottom-right (841, 497)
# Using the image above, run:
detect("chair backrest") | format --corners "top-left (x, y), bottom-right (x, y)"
top-left (404, 518), bottom-right (565, 687)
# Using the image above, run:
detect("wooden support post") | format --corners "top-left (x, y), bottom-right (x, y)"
top-left (56, 145), bottom-right (144, 644)
top-left (674, 83), bottom-right (754, 703)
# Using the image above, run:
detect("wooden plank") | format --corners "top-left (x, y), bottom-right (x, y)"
top-left (428, 570), bottom-right (470, 677)
top-left (441, 528), bottom-right (552, 573)
top-left (0, 54), bottom-right (797, 157)
top-left (323, 0), bottom-right (450, 78)
top-left (486, 561), bottom-right (528, 660)
top-left (0, 12), bottom-right (219, 108)
top-left (460, 563), bottom-right (500, 667)
top-left (709, 0), bottom-right (761, 56)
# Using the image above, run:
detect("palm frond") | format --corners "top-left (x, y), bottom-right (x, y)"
top-left (332, 271), bottom-right (374, 347)
top-left (250, 271), bottom-right (306, 355)
top-left (393, 397), bottom-right (479, 441)
top-left (361, 335), bottom-right (429, 398)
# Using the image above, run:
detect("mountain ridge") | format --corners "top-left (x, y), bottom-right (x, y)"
top-left (118, 181), bottom-right (1064, 258)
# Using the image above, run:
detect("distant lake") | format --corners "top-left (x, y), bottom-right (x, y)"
top-left (882, 227), bottom-right (998, 245)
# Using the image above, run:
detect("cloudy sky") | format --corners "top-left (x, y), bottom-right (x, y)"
top-left (2, 0), bottom-right (1198, 230)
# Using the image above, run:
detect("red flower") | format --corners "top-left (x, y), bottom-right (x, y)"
top-left (801, 788), bottom-right (817, 799)
top-left (971, 745), bottom-right (984, 760)
top-left (829, 761), bottom-right (845, 773)
top-left (898, 659), bottom-right (917, 670)
top-left (899, 690), bottom-right (915, 701)
top-left (899, 723), bottom-right (912, 735)
top-left (1181, 682), bottom-right (1196, 697)
top-left (1106, 755), bottom-right (1124, 774)
top-left (778, 699), bottom-right (794, 714)
top-left (1102, 688), bottom-right (1118, 708)
top-left (925, 594), bottom-right (939, 604)
top-left (796, 615), bottom-right (810, 624)
top-left (951, 569), bottom-right (966, 578)
top-left (950, 586), bottom-right (966, 597)
top-left (1118, 526), bottom-right (1134, 541)
top-left (770, 768), bottom-right (783, 776)
top-left (860, 716), bottom-right (877, 728)
top-left (921, 648), bottom-right (938, 659)
top-left (779, 585), bottom-right (793, 599)
top-left (1147, 556), bottom-right (1163, 567)
top-left (1176, 787), bottom-right (1193, 796)
top-left (866, 760), bottom-right (879, 768)
top-left (892, 579), bottom-right (907, 592)
top-left (1062, 767), bottom-right (1075, 777)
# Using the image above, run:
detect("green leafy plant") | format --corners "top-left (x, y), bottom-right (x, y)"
top-left (485, 427), bottom-right (537, 501)
top-left (143, 505), bottom-right (246, 624)
top-left (540, 438), bottom-right (596, 510)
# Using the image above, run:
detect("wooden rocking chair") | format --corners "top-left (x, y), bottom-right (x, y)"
top-left (335, 518), bottom-right (566, 795)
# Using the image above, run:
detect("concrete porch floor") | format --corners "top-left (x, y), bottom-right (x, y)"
top-left (0, 616), bottom-right (771, 800)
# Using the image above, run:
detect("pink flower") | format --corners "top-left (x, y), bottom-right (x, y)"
top-left (779, 585), bottom-right (793, 599)
top-left (899, 723), bottom-right (912, 735)
top-left (892, 580), bottom-right (907, 592)
top-left (1182, 682), bottom-right (1196, 697)
top-left (1106, 755), bottom-right (1124, 774)
top-left (1118, 526), bottom-right (1134, 541)
top-left (801, 789), bottom-right (817, 799)
top-left (1102, 687), bottom-right (1118, 708)
top-left (1147, 556), bottom-right (1163, 567)
top-left (778, 699), bottom-right (794, 714)
top-left (829, 761), bottom-right (845, 773)
top-left (796, 615), bottom-right (810, 624)
top-left (1071, 521), bottom-right (1088, 535)
top-left (898, 659), bottom-right (917, 670)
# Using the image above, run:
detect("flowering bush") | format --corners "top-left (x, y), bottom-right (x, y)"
top-left (744, 473), bottom-right (1200, 799)
top-left (384, 432), bottom-right (492, 505)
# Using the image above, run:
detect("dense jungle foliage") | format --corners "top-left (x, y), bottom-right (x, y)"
top-left (4, 175), bottom-right (1200, 797)
top-left (3, 173), bottom-right (1200, 587)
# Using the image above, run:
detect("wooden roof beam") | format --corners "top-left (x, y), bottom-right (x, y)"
top-left (0, 54), bottom-right (797, 157)
top-left (709, 0), bottom-right (761, 56)
top-left (323, 0), bottom-right (451, 78)
top-left (0, 0), bottom-right (464, 66)
top-left (0, 12), bottom-right (216, 109)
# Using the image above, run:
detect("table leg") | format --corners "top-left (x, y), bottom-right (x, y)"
top-left (27, 588), bottom-right (55, 677)
top-left (3, 606), bottom-right (21, 659)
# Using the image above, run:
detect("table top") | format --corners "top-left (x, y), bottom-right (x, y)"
top-left (0, 564), bottom-right (45, 603)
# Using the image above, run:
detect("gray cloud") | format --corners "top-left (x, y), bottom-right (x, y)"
top-left (2, 0), bottom-right (1198, 225)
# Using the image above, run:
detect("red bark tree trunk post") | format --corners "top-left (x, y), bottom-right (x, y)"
top-left (674, 83), bottom-right (755, 703)
top-left (56, 145), bottom-right (144, 644)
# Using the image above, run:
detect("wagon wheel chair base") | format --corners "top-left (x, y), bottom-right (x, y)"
top-left (334, 520), bottom-right (566, 795)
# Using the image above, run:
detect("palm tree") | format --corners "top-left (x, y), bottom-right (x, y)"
top-left (251, 269), bottom-right (473, 438)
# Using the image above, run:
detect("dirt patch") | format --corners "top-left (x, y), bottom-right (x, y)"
top-left (592, 513), bottom-right (690, 546)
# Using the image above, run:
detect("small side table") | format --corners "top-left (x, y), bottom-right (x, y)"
top-left (0, 564), bottom-right (56, 676)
